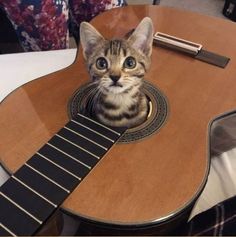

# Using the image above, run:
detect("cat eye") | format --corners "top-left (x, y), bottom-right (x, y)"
top-left (123, 57), bottom-right (136, 69)
top-left (96, 57), bottom-right (108, 70)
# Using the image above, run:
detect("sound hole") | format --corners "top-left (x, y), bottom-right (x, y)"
top-left (68, 81), bottom-right (169, 143)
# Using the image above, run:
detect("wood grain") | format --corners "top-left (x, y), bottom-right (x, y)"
top-left (1, 5), bottom-right (236, 226)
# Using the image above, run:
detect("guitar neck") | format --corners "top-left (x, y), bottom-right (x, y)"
top-left (0, 113), bottom-right (126, 236)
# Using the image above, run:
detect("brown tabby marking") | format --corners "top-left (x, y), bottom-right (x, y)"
top-left (80, 17), bottom-right (153, 128)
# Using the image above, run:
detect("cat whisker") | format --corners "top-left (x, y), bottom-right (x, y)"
top-left (89, 80), bottom-right (100, 86)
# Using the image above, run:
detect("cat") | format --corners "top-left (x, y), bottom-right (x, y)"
top-left (79, 17), bottom-right (153, 128)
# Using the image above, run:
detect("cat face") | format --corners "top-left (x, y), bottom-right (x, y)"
top-left (79, 18), bottom-right (153, 127)
top-left (80, 17), bottom-right (153, 95)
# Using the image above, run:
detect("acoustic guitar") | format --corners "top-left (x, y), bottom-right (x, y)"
top-left (1, 5), bottom-right (236, 235)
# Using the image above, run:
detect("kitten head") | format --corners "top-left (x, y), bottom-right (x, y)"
top-left (80, 17), bottom-right (153, 95)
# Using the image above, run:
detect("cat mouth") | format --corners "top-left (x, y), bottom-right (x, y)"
top-left (110, 83), bottom-right (123, 88)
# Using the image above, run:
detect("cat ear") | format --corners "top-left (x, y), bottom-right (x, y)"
top-left (80, 22), bottom-right (105, 60)
top-left (128, 17), bottom-right (154, 57)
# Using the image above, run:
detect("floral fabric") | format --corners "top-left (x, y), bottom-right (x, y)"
top-left (0, 0), bottom-right (125, 51)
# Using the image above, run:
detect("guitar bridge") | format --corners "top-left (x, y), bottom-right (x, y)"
top-left (153, 32), bottom-right (202, 56)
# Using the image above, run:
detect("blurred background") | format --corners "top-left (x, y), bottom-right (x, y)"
top-left (0, 0), bottom-right (231, 54)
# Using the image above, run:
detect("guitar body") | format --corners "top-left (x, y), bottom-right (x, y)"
top-left (1, 5), bottom-right (236, 235)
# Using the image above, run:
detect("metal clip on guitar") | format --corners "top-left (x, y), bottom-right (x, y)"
top-left (153, 32), bottom-right (230, 68)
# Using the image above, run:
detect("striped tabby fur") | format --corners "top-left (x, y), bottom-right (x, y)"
top-left (80, 17), bottom-right (153, 128)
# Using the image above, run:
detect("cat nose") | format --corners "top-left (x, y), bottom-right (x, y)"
top-left (110, 75), bottom-right (120, 83)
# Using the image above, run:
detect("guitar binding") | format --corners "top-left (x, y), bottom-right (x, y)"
top-left (68, 81), bottom-right (169, 143)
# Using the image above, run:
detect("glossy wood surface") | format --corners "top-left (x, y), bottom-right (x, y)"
top-left (1, 5), bottom-right (236, 225)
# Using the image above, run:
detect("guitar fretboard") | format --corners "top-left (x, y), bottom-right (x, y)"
top-left (0, 113), bottom-right (126, 236)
